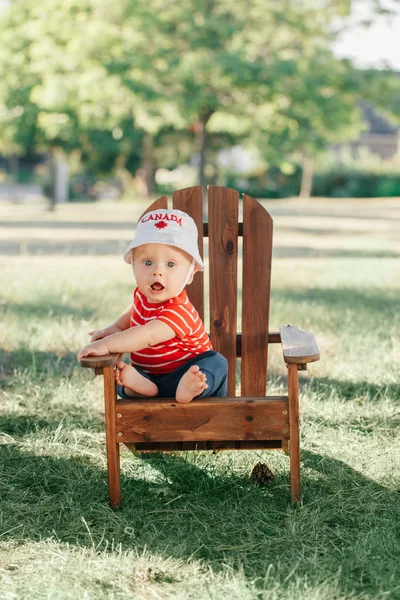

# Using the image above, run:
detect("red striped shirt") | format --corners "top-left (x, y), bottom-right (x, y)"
top-left (130, 288), bottom-right (212, 374)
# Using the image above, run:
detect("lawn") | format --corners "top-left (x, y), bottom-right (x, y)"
top-left (0, 196), bottom-right (399, 599)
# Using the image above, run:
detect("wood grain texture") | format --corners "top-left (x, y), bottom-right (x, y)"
top-left (139, 195), bottom-right (168, 219)
top-left (79, 353), bottom-right (121, 369)
top-left (236, 332), bottom-right (280, 356)
top-left (288, 363), bottom-right (301, 502)
top-left (104, 366), bottom-right (121, 508)
top-left (242, 194), bottom-right (273, 395)
top-left (115, 396), bottom-right (289, 443)
top-left (172, 186), bottom-right (205, 320)
top-left (280, 325), bottom-right (320, 364)
top-left (208, 186), bottom-right (239, 396)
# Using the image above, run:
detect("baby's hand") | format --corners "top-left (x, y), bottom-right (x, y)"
top-left (77, 340), bottom-right (110, 361)
top-left (89, 324), bottom-right (122, 342)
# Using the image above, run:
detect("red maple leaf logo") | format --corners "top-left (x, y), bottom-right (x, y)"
top-left (155, 221), bottom-right (168, 229)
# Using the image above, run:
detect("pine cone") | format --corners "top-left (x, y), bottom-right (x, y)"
top-left (250, 462), bottom-right (274, 485)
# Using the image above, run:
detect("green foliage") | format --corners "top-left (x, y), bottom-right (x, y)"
top-left (225, 168), bottom-right (400, 200)
top-left (312, 171), bottom-right (399, 200)
top-left (0, 0), bottom-right (146, 179)
top-left (0, 0), bottom-right (398, 188)
top-left (213, 144), bottom-right (400, 198)
top-left (312, 172), bottom-right (400, 198)
top-left (311, 147), bottom-right (400, 197)
top-left (313, 170), bottom-right (400, 198)
top-left (356, 67), bottom-right (400, 126)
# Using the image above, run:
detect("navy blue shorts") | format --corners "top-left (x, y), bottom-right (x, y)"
top-left (117, 350), bottom-right (228, 399)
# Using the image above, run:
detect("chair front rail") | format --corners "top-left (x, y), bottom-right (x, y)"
top-left (114, 396), bottom-right (289, 444)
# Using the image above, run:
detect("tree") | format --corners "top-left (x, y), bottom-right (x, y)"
top-left (0, 0), bottom-right (146, 204)
top-left (250, 52), bottom-right (366, 196)
top-left (126, 0), bottom-right (368, 191)
top-left (0, 0), bottom-right (397, 200)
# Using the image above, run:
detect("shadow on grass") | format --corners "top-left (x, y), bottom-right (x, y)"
top-left (2, 298), bottom-right (94, 320)
top-left (1, 444), bottom-right (399, 596)
top-left (0, 220), bottom-right (133, 230)
top-left (300, 376), bottom-right (400, 403)
top-left (271, 287), bottom-right (399, 316)
top-left (0, 349), bottom-right (80, 378)
top-left (0, 413), bottom-right (103, 437)
top-left (266, 372), bottom-right (400, 404)
top-left (0, 239), bottom-right (130, 256)
top-left (273, 247), bottom-right (400, 259)
top-left (307, 413), bottom-right (400, 435)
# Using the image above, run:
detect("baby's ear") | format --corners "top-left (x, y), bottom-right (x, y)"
top-left (187, 265), bottom-right (199, 286)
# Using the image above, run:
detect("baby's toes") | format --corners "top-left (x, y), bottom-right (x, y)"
top-left (198, 379), bottom-right (208, 390)
top-left (115, 363), bottom-right (124, 383)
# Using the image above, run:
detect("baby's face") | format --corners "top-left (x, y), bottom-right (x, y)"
top-left (132, 243), bottom-right (194, 303)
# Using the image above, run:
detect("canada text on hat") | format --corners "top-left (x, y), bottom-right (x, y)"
top-left (123, 209), bottom-right (205, 270)
top-left (142, 212), bottom-right (183, 227)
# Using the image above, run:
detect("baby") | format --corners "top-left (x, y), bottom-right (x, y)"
top-left (77, 209), bottom-right (228, 403)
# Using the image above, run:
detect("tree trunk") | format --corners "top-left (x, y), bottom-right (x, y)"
top-left (9, 154), bottom-right (19, 183)
top-left (49, 148), bottom-right (69, 210)
top-left (299, 154), bottom-right (314, 198)
top-left (196, 109), bottom-right (214, 197)
top-left (142, 133), bottom-right (155, 197)
top-left (9, 154), bottom-right (19, 202)
top-left (198, 120), bottom-right (207, 194)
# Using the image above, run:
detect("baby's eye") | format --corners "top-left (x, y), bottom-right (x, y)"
top-left (144, 259), bottom-right (152, 266)
top-left (167, 261), bottom-right (175, 268)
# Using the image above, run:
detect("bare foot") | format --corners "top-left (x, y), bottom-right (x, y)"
top-left (176, 365), bottom-right (208, 404)
top-left (115, 362), bottom-right (158, 397)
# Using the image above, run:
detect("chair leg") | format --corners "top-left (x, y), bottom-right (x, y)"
top-left (103, 366), bottom-right (121, 508)
top-left (287, 364), bottom-right (301, 502)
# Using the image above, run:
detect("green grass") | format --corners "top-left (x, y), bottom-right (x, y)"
top-left (1, 198), bottom-right (400, 599)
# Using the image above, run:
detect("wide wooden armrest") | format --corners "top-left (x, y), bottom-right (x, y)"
top-left (280, 325), bottom-right (319, 364)
top-left (78, 353), bottom-right (122, 369)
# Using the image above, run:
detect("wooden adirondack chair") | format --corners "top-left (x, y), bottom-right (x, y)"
top-left (79, 186), bottom-right (319, 507)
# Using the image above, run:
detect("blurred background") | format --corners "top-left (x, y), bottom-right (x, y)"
top-left (0, 0), bottom-right (399, 207)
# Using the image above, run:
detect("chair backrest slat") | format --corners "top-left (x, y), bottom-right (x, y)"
top-left (172, 186), bottom-right (204, 321)
top-left (241, 194), bottom-right (273, 396)
top-left (139, 195), bottom-right (168, 220)
top-left (208, 186), bottom-right (239, 396)
top-left (137, 188), bottom-right (272, 398)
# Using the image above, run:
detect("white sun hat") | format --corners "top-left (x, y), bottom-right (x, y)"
top-left (123, 209), bottom-right (205, 270)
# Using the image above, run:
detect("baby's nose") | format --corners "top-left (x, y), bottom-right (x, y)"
top-left (152, 266), bottom-right (163, 276)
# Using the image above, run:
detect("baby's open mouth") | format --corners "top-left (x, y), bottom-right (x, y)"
top-left (151, 282), bottom-right (164, 291)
